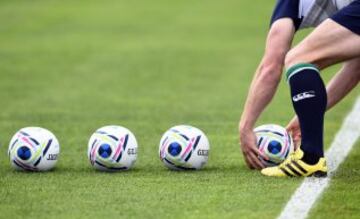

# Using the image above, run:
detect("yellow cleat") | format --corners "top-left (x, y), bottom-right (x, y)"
top-left (261, 149), bottom-right (327, 177)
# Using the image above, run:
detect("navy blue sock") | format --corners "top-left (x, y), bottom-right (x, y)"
top-left (286, 63), bottom-right (327, 165)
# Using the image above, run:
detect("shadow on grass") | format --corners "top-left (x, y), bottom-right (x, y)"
top-left (1, 163), bottom-right (309, 184)
top-left (1, 163), bottom-right (255, 175)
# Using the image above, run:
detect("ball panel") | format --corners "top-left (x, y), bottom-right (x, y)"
top-left (254, 124), bottom-right (294, 167)
top-left (8, 127), bottom-right (60, 171)
top-left (159, 125), bottom-right (210, 170)
top-left (87, 125), bottom-right (137, 171)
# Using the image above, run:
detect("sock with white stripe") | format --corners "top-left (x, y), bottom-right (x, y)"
top-left (286, 63), bottom-right (327, 165)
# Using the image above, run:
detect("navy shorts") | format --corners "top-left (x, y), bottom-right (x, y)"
top-left (270, 0), bottom-right (302, 30)
top-left (331, 0), bottom-right (360, 35)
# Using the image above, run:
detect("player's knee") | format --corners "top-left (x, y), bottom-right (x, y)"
top-left (284, 49), bottom-right (304, 69)
top-left (285, 49), bottom-right (317, 69)
top-left (284, 43), bottom-right (329, 70)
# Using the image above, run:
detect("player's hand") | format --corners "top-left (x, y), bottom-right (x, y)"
top-left (239, 128), bottom-right (265, 170)
top-left (286, 116), bottom-right (301, 149)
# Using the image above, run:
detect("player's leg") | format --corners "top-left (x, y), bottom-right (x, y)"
top-left (285, 19), bottom-right (360, 69)
top-left (286, 57), bottom-right (360, 147)
top-left (285, 0), bottom-right (360, 165)
top-left (262, 57), bottom-right (360, 178)
top-left (262, 1), bottom-right (360, 177)
top-left (286, 0), bottom-right (360, 69)
top-left (326, 57), bottom-right (360, 110)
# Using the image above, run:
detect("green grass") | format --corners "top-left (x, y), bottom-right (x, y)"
top-left (308, 140), bottom-right (360, 219)
top-left (0, 1), bottom-right (359, 219)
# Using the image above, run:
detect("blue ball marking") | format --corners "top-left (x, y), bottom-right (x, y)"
top-left (98, 144), bottom-right (112, 158)
top-left (268, 140), bottom-right (282, 154)
top-left (17, 146), bottom-right (31, 160)
top-left (168, 142), bottom-right (182, 156)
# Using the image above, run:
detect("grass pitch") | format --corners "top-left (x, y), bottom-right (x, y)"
top-left (0, 1), bottom-right (359, 219)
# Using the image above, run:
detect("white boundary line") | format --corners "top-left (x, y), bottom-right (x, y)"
top-left (278, 97), bottom-right (360, 219)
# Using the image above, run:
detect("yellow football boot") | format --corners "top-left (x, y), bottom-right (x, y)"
top-left (261, 149), bottom-right (327, 177)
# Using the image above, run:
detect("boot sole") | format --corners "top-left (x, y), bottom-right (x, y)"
top-left (309, 171), bottom-right (327, 178)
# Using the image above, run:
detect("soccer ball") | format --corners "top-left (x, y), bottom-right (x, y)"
top-left (159, 125), bottom-right (210, 170)
top-left (8, 127), bottom-right (60, 171)
top-left (88, 125), bottom-right (138, 171)
top-left (254, 124), bottom-right (294, 167)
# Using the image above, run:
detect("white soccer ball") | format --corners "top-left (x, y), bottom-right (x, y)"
top-left (254, 124), bottom-right (294, 167)
top-left (88, 125), bottom-right (138, 171)
top-left (159, 125), bottom-right (210, 170)
top-left (8, 127), bottom-right (60, 171)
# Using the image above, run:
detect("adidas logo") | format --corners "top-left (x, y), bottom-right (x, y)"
top-left (292, 91), bottom-right (316, 102)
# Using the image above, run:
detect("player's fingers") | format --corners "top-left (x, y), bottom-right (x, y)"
top-left (242, 151), bottom-right (255, 169)
top-left (251, 146), bottom-right (268, 161)
top-left (286, 121), bottom-right (296, 130)
top-left (249, 152), bottom-right (265, 169)
top-left (246, 158), bottom-right (255, 169)
top-left (293, 135), bottom-right (301, 149)
top-left (248, 155), bottom-right (263, 170)
top-left (293, 134), bottom-right (299, 140)
top-left (286, 124), bottom-right (294, 132)
top-left (246, 154), bottom-right (258, 169)
top-left (289, 130), bottom-right (300, 143)
top-left (293, 131), bottom-right (301, 139)
top-left (286, 117), bottom-right (299, 131)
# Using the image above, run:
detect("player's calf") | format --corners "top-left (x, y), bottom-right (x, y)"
top-left (286, 63), bottom-right (327, 165)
